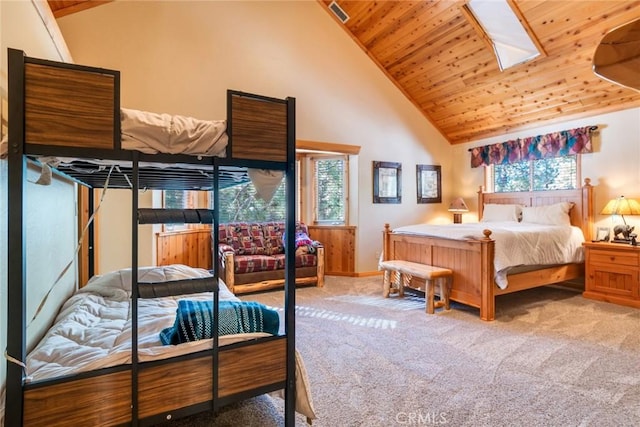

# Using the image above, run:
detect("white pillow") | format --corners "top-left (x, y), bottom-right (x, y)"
top-left (481, 204), bottom-right (522, 222)
top-left (521, 202), bottom-right (573, 226)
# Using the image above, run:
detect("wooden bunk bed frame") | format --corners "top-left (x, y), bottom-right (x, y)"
top-left (6, 48), bottom-right (298, 426)
top-left (382, 179), bottom-right (594, 321)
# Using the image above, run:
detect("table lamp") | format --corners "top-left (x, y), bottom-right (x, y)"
top-left (600, 195), bottom-right (640, 243)
top-left (448, 197), bottom-right (469, 224)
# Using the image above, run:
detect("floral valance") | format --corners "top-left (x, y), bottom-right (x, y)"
top-left (470, 126), bottom-right (596, 168)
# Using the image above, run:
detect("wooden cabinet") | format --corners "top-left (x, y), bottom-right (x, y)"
top-left (156, 228), bottom-right (212, 269)
top-left (583, 242), bottom-right (640, 308)
top-left (307, 225), bottom-right (356, 276)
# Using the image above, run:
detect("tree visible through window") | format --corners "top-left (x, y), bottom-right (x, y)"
top-left (314, 157), bottom-right (346, 224)
top-left (217, 181), bottom-right (286, 223)
top-left (494, 155), bottom-right (577, 192)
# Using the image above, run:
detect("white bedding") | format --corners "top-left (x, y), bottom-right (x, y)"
top-left (121, 108), bottom-right (228, 156)
top-left (392, 221), bottom-right (585, 289)
top-left (25, 264), bottom-right (243, 381)
top-left (0, 109), bottom-right (229, 159)
top-left (2, 264), bottom-right (315, 422)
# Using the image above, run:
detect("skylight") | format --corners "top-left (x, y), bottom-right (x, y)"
top-left (465, 0), bottom-right (542, 71)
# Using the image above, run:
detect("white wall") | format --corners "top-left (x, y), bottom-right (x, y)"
top-left (1, 0), bottom-right (78, 413)
top-left (95, 189), bottom-right (154, 274)
top-left (57, 0), bottom-right (640, 274)
top-left (57, 0), bottom-right (452, 273)
top-left (451, 107), bottom-right (640, 230)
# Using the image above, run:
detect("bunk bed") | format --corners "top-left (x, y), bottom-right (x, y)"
top-left (4, 48), bottom-right (307, 426)
top-left (382, 181), bottom-right (594, 321)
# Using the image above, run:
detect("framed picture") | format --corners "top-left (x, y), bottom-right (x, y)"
top-left (595, 226), bottom-right (610, 242)
top-left (416, 164), bottom-right (441, 204)
top-left (373, 161), bottom-right (401, 204)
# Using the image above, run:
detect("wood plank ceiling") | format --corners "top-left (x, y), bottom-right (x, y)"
top-left (48, 0), bottom-right (640, 144)
top-left (47, 0), bottom-right (111, 18)
top-left (319, 0), bottom-right (640, 144)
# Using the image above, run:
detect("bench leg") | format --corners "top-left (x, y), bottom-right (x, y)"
top-left (398, 272), bottom-right (405, 297)
top-left (426, 279), bottom-right (435, 314)
top-left (442, 276), bottom-right (451, 311)
top-left (426, 276), bottom-right (452, 314)
top-left (382, 269), bottom-right (391, 298)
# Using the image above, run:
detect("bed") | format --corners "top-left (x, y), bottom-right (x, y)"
top-left (4, 48), bottom-right (305, 426)
top-left (382, 181), bottom-right (594, 321)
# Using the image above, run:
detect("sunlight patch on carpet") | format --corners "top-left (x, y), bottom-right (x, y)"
top-left (327, 294), bottom-right (425, 312)
top-left (270, 304), bottom-right (398, 329)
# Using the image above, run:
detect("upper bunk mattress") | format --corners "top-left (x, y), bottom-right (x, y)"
top-left (121, 108), bottom-right (228, 156)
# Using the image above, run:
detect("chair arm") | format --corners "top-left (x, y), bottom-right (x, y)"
top-left (220, 250), bottom-right (235, 293)
top-left (218, 243), bottom-right (235, 257)
top-left (315, 246), bottom-right (325, 287)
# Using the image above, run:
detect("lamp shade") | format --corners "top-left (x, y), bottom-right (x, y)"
top-left (600, 196), bottom-right (640, 216)
top-left (448, 197), bottom-right (469, 213)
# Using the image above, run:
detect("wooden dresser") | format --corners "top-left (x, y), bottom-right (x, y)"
top-left (583, 242), bottom-right (640, 308)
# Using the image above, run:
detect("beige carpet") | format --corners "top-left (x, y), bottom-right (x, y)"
top-left (157, 276), bottom-right (640, 426)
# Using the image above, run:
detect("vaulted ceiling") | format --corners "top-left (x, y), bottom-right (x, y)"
top-left (47, 0), bottom-right (110, 18)
top-left (48, 0), bottom-right (640, 144)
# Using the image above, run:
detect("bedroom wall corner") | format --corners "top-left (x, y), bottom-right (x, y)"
top-left (56, 0), bottom-right (452, 275)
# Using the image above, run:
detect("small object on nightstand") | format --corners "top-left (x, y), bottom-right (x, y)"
top-left (448, 197), bottom-right (468, 224)
top-left (600, 196), bottom-right (640, 244)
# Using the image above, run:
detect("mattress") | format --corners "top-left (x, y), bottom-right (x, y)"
top-left (24, 264), bottom-right (269, 381)
top-left (1, 108), bottom-right (228, 160)
top-left (120, 108), bottom-right (228, 156)
top-left (1, 264), bottom-right (315, 422)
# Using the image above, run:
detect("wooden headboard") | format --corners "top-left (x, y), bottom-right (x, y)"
top-left (478, 178), bottom-right (594, 240)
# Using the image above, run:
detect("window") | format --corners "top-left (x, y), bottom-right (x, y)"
top-left (216, 180), bottom-right (286, 223)
top-left (162, 190), bottom-right (197, 230)
top-left (163, 189), bottom-right (193, 210)
top-left (160, 141), bottom-right (358, 228)
top-left (162, 179), bottom-right (287, 228)
top-left (312, 156), bottom-right (347, 224)
top-left (492, 155), bottom-right (578, 192)
top-left (463, 0), bottom-right (543, 71)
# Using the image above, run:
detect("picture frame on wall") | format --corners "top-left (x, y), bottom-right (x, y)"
top-left (416, 164), bottom-right (441, 204)
top-left (373, 161), bottom-right (402, 204)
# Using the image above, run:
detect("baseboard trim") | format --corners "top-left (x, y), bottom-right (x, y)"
top-left (325, 271), bottom-right (382, 278)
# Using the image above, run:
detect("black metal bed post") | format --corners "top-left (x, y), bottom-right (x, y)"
top-left (88, 187), bottom-right (95, 278)
top-left (284, 96), bottom-right (297, 426)
top-left (6, 47), bottom-right (27, 427)
top-left (131, 151), bottom-right (140, 425)
top-left (212, 160), bottom-right (220, 412)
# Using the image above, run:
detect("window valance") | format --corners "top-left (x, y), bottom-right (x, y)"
top-left (470, 126), bottom-right (596, 168)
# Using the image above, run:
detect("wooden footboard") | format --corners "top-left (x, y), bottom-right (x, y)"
top-left (383, 224), bottom-right (498, 320)
top-left (382, 227), bottom-right (587, 321)
top-left (22, 337), bottom-right (287, 426)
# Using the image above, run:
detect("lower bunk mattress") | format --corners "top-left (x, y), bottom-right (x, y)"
top-left (1, 264), bottom-right (315, 423)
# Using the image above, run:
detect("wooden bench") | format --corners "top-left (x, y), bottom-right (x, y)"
top-left (379, 260), bottom-right (453, 314)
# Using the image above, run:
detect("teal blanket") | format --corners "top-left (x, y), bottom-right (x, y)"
top-left (160, 300), bottom-right (280, 345)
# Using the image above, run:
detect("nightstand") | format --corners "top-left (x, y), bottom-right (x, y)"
top-left (583, 242), bottom-right (640, 308)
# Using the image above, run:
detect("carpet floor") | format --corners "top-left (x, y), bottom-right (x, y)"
top-left (156, 276), bottom-right (640, 426)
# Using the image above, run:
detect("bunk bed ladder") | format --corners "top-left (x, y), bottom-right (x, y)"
top-left (284, 96), bottom-right (297, 427)
top-left (131, 151), bottom-right (141, 426)
top-left (212, 160), bottom-right (221, 413)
